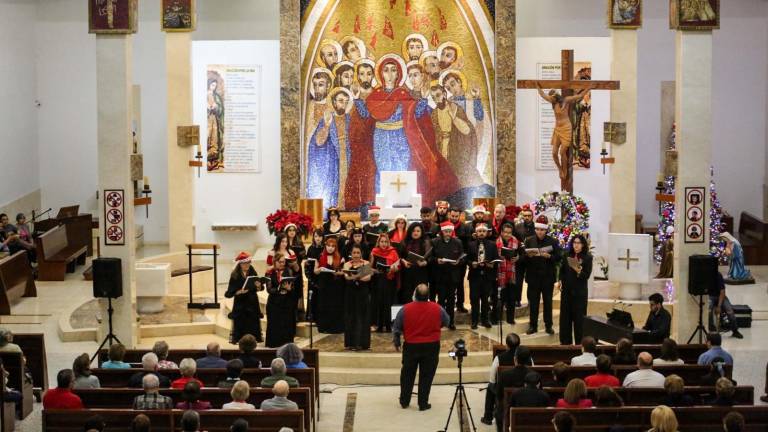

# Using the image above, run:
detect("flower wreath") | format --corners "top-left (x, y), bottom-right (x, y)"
top-left (531, 191), bottom-right (590, 247)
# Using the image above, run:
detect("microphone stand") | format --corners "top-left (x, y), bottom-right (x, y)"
top-left (306, 289), bottom-right (314, 348)
top-left (496, 282), bottom-right (503, 342)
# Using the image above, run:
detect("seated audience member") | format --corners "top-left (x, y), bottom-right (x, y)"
top-left (570, 336), bottom-right (597, 366)
top-left (181, 410), bottom-right (201, 432)
top-left (612, 338), bottom-right (636, 365)
top-left (643, 293), bottom-right (672, 342)
top-left (83, 415), bottom-right (106, 432)
top-left (508, 372), bottom-right (550, 407)
top-left (230, 418), bottom-right (249, 432)
top-left (663, 374), bottom-right (694, 406)
top-left (543, 361), bottom-right (570, 387)
top-left (196, 342), bottom-right (228, 369)
top-left (237, 334), bottom-right (261, 368)
top-left (552, 411), bottom-right (575, 432)
top-left (278, 343), bottom-right (308, 369)
top-left (701, 357), bottom-right (732, 387)
top-left (496, 346), bottom-right (532, 394)
top-left (585, 354), bottom-right (620, 387)
top-left (649, 405), bottom-right (678, 432)
top-left (0, 328), bottom-right (21, 353)
top-left (175, 380), bottom-right (212, 410)
top-left (101, 343), bottom-right (131, 369)
top-left (72, 353), bottom-right (100, 389)
top-left (698, 333), bottom-right (734, 366)
top-left (556, 378), bottom-right (593, 408)
top-left (261, 358), bottom-right (299, 388)
top-left (43, 369), bottom-right (84, 409)
top-left (172, 358), bottom-right (204, 389)
top-left (1, 214), bottom-right (36, 262)
top-left (222, 380), bottom-right (256, 410)
top-left (218, 359), bottom-right (244, 388)
top-left (722, 411), bottom-right (745, 432)
top-left (133, 374), bottom-right (173, 410)
top-left (654, 338), bottom-right (685, 365)
top-left (622, 352), bottom-right (665, 387)
top-left (0, 358), bottom-right (22, 406)
top-left (482, 333), bottom-right (520, 426)
top-left (260, 380), bottom-right (299, 411)
top-left (131, 414), bottom-right (151, 432)
top-left (595, 385), bottom-right (624, 407)
top-left (709, 377), bottom-right (736, 406)
top-left (153, 340), bottom-right (178, 369)
top-left (129, 352), bottom-right (171, 388)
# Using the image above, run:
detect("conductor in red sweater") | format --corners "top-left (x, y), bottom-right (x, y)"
top-left (393, 283), bottom-right (450, 411)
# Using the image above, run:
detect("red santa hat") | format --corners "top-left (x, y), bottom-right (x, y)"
top-left (234, 251), bottom-right (252, 264)
top-left (440, 221), bottom-right (455, 231)
top-left (474, 223), bottom-right (489, 232)
top-left (368, 206), bottom-right (381, 215)
top-left (470, 204), bottom-right (487, 215)
top-left (534, 215), bottom-right (549, 230)
top-left (283, 223), bottom-right (298, 232)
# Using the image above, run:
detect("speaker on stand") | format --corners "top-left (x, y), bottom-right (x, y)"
top-left (687, 254), bottom-right (718, 344)
top-left (90, 257), bottom-right (123, 362)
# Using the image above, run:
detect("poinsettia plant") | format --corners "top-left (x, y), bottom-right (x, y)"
top-left (504, 204), bottom-right (522, 223)
top-left (265, 210), bottom-right (314, 236)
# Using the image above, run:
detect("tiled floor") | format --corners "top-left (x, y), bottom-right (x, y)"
top-left (9, 262), bottom-right (768, 431)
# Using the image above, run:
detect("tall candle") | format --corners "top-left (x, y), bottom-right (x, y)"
top-left (144, 176), bottom-right (150, 186)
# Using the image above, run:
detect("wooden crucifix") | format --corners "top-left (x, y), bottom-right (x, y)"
top-left (518, 49), bottom-right (620, 193)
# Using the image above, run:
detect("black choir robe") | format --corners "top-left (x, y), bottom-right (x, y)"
top-left (225, 266), bottom-right (264, 343)
top-left (266, 269), bottom-right (297, 348)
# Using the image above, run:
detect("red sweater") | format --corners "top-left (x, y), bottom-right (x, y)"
top-left (584, 373), bottom-right (620, 388)
top-left (43, 388), bottom-right (84, 409)
top-left (403, 301), bottom-right (443, 344)
top-left (556, 398), bottom-right (593, 408)
top-left (171, 376), bottom-right (204, 389)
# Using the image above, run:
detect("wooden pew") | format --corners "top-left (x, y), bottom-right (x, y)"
top-left (503, 385), bottom-right (754, 408)
top-left (74, 387), bottom-right (313, 432)
top-left (98, 347), bottom-right (320, 407)
top-left (34, 225), bottom-right (87, 281)
top-left (0, 251), bottom-right (36, 315)
top-left (737, 212), bottom-right (768, 265)
top-left (498, 364), bottom-right (731, 386)
top-left (13, 333), bottom-right (48, 392)
top-left (508, 406), bottom-right (768, 432)
top-left (34, 212), bottom-right (94, 256)
top-left (0, 352), bottom-right (33, 419)
top-left (42, 409), bottom-right (305, 432)
top-left (491, 344), bottom-right (708, 365)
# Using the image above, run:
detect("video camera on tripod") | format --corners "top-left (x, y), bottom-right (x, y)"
top-left (448, 339), bottom-right (468, 360)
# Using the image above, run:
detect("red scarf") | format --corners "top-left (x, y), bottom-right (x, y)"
top-left (390, 228), bottom-right (406, 244)
top-left (371, 246), bottom-right (400, 280)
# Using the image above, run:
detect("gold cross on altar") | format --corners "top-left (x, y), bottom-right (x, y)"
top-left (390, 175), bottom-right (407, 192)
top-left (617, 248), bottom-right (639, 270)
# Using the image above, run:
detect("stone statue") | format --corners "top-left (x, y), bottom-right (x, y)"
top-left (537, 83), bottom-right (588, 191)
top-left (720, 232), bottom-right (755, 284)
top-left (655, 237), bottom-right (674, 279)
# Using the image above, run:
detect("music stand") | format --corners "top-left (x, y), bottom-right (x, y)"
top-left (56, 205), bottom-right (80, 219)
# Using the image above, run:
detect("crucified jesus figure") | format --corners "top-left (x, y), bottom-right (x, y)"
top-left (537, 82), bottom-right (587, 190)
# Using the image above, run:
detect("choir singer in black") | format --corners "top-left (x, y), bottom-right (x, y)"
top-left (467, 223), bottom-right (499, 329)
top-left (225, 252), bottom-right (264, 344)
top-left (523, 215), bottom-right (561, 335)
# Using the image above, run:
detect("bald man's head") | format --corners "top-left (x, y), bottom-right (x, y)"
top-left (637, 352), bottom-right (653, 369)
top-left (273, 380), bottom-right (290, 397)
top-left (415, 283), bottom-right (430, 301)
top-left (206, 342), bottom-right (220, 357)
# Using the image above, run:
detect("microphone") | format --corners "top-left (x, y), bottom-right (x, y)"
top-left (306, 290), bottom-right (313, 321)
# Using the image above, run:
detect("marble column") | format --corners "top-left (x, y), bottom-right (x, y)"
top-left (609, 29), bottom-right (640, 300)
top-left (166, 33), bottom-right (195, 251)
top-left (96, 35), bottom-right (138, 346)
top-left (672, 31), bottom-right (712, 341)
top-left (279, 0), bottom-right (300, 211)
top-left (495, 0), bottom-right (516, 204)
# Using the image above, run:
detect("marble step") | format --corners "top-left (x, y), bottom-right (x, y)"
top-left (320, 365), bottom-right (491, 386)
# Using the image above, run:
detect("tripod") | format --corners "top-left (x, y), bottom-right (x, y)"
top-left (439, 355), bottom-right (477, 432)
top-left (495, 283), bottom-right (504, 342)
top-left (91, 297), bottom-right (121, 363)
top-left (687, 294), bottom-right (709, 344)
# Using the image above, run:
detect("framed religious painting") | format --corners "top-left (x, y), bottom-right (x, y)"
top-left (670, 0), bottom-right (719, 30)
top-left (161, 0), bottom-right (196, 32)
top-left (88, 0), bottom-right (138, 34)
top-left (608, 0), bottom-right (642, 29)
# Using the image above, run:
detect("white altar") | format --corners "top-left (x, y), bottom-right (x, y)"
top-left (607, 233), bottom-right (653, 300)
top-left (376, 171), bottom-right (422, 220)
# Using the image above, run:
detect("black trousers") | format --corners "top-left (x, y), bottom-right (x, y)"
top-left (513, 260), bottom-right (525, 303)
top-left (491, 281), bottom-right (517, 324)
top-left (399, 341), bottom-right (440, 408)
top-left (457, 265), bottom-right (467, 308)
top-left (483, 382), bottom-right (496, 420)
top-left (527, 276), bottom-right (554, 329)
top-left (437, 269), bottom-right (460, 325)
top-left (559, 286), bottom-right (588, 344)
top-left (469, 274), bottom-right (493, 325)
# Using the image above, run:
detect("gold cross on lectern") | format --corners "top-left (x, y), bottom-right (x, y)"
top-left (617, 248), bottom-right (639, 270)
top-left (390, 175), bottom-right (407, 192)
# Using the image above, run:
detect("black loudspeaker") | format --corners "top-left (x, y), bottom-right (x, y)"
top-left (688, 254), bottom-right (718, 295)
top-left (93, 257), bottom-right (123, 299)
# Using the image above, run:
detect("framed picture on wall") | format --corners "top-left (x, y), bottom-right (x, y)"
top-left (161, 0), bottom-right (196, 32)
top-left (684, 186), bottom-right (706, 244)
top-left (670, 0), bottom-right (719, 30)
top-left (608, 0), bottom-right (642, 29)
top-left (88, 0), bottom-right (138, 34)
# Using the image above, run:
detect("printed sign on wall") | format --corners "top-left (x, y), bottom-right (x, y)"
top-left (104, 189), bottom-right (126, 246)
top-left (684, 186), bottom-right (705, 244)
